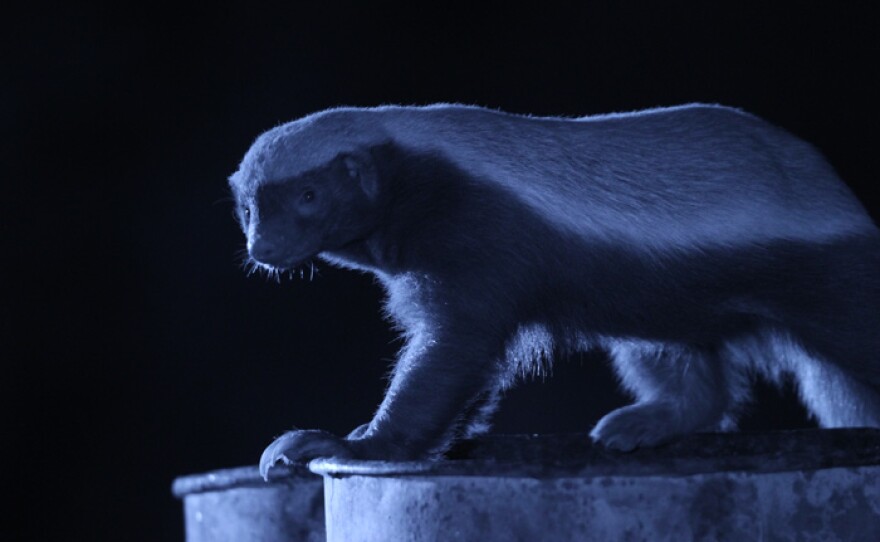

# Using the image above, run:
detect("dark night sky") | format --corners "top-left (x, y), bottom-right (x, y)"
top-left (6, 3), bottom-right (878, 540)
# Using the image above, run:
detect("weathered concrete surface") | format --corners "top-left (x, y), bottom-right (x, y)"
top-left (172, 465), bottom-right (324, 542)
top-left (311, 429), bottom-right (880, 542)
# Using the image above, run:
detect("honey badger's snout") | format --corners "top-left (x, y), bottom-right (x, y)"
top-left (247, 232), bottom-right (289, 267)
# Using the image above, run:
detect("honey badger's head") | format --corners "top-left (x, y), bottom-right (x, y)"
top-left (228, 109), bottom-right (387, 272)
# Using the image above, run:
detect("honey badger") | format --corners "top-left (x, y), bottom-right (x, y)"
top-left (226, 103), bottom-right (880, 479)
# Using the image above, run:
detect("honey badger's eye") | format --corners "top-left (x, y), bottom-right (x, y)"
top-left (301, 189), bottom-right (315, 203)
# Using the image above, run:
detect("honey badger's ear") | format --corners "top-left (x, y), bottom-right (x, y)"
top-left (343, 151), bottom-right (379, 201)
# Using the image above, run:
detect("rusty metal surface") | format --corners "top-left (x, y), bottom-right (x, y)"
top-left (311, 429), bottom-right (880, 478)
top-left (312, 429), bottom-right (880, 542)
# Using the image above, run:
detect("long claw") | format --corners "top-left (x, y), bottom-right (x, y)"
top-left (259, 430), bottom-right (354, 481)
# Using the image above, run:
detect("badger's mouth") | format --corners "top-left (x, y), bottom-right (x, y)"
top-left (247, 251), bottom-right (320, 279)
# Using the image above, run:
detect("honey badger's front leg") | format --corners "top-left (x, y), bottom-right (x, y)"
top-left (259, 318), bottom-right (502, 479)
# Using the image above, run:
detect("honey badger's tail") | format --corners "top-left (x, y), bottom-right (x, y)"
top-left (787, 232), bottom-right (880, 428)
top-left (793, 355), bottom-right (880, 429)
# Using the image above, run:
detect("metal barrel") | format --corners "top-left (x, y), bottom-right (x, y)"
top-left (172, 465), bottom-right (324, 542)
top-left (310, 430), bottom-right (880, 542)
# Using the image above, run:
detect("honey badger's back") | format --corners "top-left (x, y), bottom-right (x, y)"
top-left (375, 103), bottom-right (876, 247)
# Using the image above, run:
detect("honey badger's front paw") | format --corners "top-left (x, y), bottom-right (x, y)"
top-left (259, 429), bottom-right (354, 480)
top-left (589, 403), bottom-right (680, 452)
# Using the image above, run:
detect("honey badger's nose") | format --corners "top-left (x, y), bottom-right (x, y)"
top-left (248, 234), bottom-right (281, 263)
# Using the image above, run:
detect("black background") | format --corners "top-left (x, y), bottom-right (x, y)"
top-left (6, 2), bottom-right (878, 540)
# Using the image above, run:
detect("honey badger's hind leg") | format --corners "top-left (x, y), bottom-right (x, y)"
top-left (591, 341), bottom-right (739, 451)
